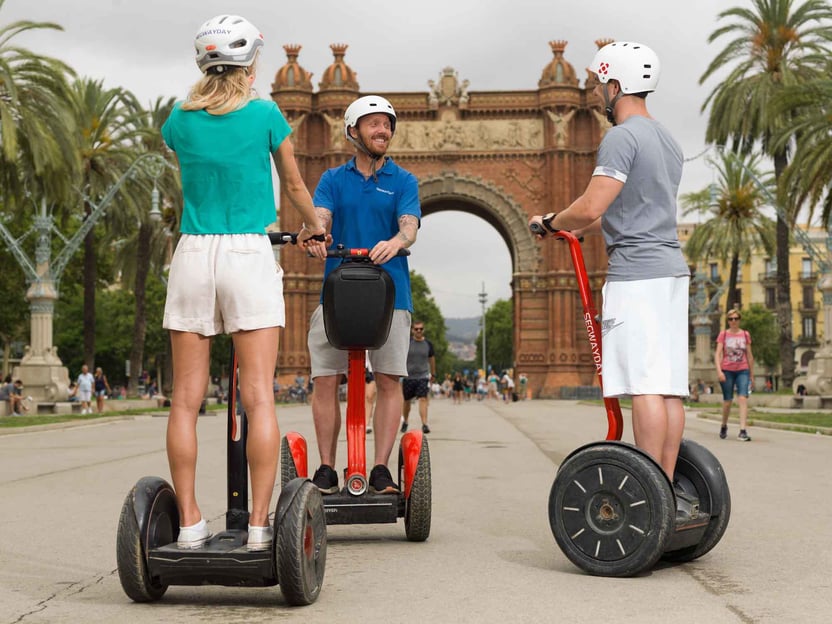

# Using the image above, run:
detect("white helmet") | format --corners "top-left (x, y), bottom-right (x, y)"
top-left (590, 41), bottom-right (660, 94)
top-left (344, 95), bottom-right (397, 140)
top-left (194, 15), bottom-right (263, 73)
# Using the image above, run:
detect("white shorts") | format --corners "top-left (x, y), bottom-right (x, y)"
top-left (163, 234), bottom-right (284, 336)
top-left (601, 276), bottom-right (689, 397)
top-left (77, 389), bottom-right (92, 402)
top-left (308, 305), bottom-right (411, 378)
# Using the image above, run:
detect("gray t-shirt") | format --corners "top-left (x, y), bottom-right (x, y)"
top-left (405, 338), bottom-right (434, 378)
top-left (594, 115), bottom-right (689, 281)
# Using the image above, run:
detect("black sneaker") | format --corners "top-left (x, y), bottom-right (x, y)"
top-left (312, 465), bottom-right (339, 494)
top-left (737, 430), bottom-right (752, 442)
top-left (719, 425), bottom-right (727, 439)
top-left (422, 424), bottom-right (430, 434)
top-left (369, 464), bottom-right (399, 494)
top-left (400, 420), bottom-right (408, 433)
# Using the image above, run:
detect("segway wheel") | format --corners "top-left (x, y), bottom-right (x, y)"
top-left (280, 436), bottom-right (299, 488)
top-left (276, 479), bottom-right (327, 606)
top-left (662, 438), bottom-right (731, 563)
top-left (404, 437), bottom-right (432, 542)
top-left (549, 443), bottom-right (674, 577)
top-left (116, 477), bottom-right (178, 602)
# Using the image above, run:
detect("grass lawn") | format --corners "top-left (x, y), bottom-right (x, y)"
top-left (582, 399), bottom-right (832, 434)
top-left (0, 403), bottom-right (226, 429)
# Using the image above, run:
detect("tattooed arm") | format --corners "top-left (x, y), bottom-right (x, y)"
top-left (370, 213), bottom-right (419, 264)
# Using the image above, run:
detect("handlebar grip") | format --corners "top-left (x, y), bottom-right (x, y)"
top-left (267, 231), bottom-right (298, 245)
top-left (529, 222), bottom-right (547, 236)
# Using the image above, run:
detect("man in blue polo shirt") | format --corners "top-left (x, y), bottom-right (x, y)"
top-left (306, 95), bottom-right (421, 495)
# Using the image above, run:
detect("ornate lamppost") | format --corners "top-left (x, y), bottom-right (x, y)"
top-left (0, 153), bottom-right (173, 403)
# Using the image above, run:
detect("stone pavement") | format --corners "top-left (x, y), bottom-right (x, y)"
top-left (0, 397), bottom-right (829, 623)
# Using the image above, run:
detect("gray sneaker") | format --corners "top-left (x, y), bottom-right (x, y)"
top-left (737, 430), bottom-right (752, 442)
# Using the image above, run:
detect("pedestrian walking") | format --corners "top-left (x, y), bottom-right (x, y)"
top-left (400, 321), bottom-right (436, 434)
top-left (715, 308), bottom-right (754, 441)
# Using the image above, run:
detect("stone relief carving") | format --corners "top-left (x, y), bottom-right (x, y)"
top-left (427, 67), bottom-right (470, 109)
top-left (390, 119), bottom-right (544, 152)
top-left (546, 109), bottom-right (576, 147)
top-left (591, 108), bottom-right (612, 139)
top-left (323, 112), bottom-right (347, 149)
top-left (287, 113), bottom-right (306, 144)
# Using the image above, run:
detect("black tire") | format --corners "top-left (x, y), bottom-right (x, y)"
top-left (116, 478), bottom-right (178, 602)
top-left (280, 436), bottom-right (299, 488)
top-left (404, 437), bottom-right (432, 542)
top-left (276, 479), bottom-right (327, 606)
top-left (549, 443), bottom-right (674, 577)
top-left (662, 438), bottom-right (731, 563)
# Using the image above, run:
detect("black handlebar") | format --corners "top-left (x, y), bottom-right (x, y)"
top-left (325, 244), bottom-right (410, 259)
top-left (267, 232), bottom-right (326, 246)
top-left (529, 221), bottom-right (584, 243)
top-left (529, 222), bottom-right (548, 236)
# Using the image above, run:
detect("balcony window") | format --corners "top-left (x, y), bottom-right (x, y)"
top-left (802, 258), bottom-right (813, 279)
top-left (765, 287), bottom-right (776, 309)
top-left (803, 316), bottom-right (816, 340)
top-left (803, 285), bottom-right (815, 309)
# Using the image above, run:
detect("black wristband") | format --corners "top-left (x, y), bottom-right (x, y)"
top-left (542, 212), bottom-right (557, 233)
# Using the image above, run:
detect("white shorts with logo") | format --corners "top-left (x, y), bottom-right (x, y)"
top-left (601, 276), bottom-right (689, 398)
top-left (163, 234), bottom-right (284, 336)
top-left (307, 304), bottom-right (411, 378)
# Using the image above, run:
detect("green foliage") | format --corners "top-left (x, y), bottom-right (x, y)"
top-left (736, 303), bottom-right (779, 370)
top-left (476, 298), bottom-right (513, 373)
top-left (409, 270), bottom-right (450, 375)
top-left (54, 273), bottom-right (171, 387)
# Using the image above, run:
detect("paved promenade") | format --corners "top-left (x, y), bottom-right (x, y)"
top-left (1, 397), bottom-right (830, 623)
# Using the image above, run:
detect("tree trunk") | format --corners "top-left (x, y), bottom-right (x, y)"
top-left (774, 150), bottom-right (794, 387)
top-left (128, 222), bottom-right (152, 396)
top-left (82, 199), bottom-right (96, 369)
top-left (727, 253), bottom-right (740, 319)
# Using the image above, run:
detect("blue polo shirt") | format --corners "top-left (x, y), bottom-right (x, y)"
top-left (314, 157), bottom-right (420, 311)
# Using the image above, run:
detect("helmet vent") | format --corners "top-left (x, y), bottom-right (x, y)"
top-left (230, 39), bottom-right (246, 49)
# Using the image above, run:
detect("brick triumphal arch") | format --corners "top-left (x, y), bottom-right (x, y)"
top-left (271, 41), bottom-right (613, 398)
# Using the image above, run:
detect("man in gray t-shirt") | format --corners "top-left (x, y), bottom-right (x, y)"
top-left (401, 321), bottom-right (436, 434)
top-left (530, 41), bottom-right (688, 484)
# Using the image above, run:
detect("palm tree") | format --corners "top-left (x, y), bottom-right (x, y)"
top-left (113, 96), bottom-right (180, 395)
top-left (773, 77), bottom-right (832, 225)
top-left (0, 2), bottom-right (77, 206)
top-left (700, 0), bottom-right (832, 386)
top-left (682, 151), bottom-right (777, 320)
top-left (65, 77), bottom-right (143, 368)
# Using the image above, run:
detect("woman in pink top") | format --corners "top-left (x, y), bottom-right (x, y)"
top-left (714, 308), bottom-right (755, 441)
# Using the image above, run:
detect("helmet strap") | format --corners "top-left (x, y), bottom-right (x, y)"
top-left (347, 132), bottom-right (384, 182)
top-left (601, 83), bottom-right (623, 126)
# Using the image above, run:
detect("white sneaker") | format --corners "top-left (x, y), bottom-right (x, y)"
top-left (177, 518), bottom-right (211, 549)
top-left (247, 525), bottom-right (273, 552)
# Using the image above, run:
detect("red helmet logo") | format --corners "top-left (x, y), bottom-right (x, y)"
top-left (598, 62), bottom-right (609, 76)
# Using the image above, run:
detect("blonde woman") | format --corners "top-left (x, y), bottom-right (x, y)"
top-left (161, 15), bottom-right (326, 551)
top-left (715, 309), bottom-right (754, 441)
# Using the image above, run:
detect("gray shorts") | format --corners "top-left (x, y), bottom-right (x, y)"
top-left (308, 305), bottom-right (411, 378)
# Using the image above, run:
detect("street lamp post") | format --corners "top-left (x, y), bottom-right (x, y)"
top-left (479, 282), bottom-right (488, 374)
top-left (0, 152), bottom-right (174, 403)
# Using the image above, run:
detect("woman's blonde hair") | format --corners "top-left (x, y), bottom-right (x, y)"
top-left (726, 308), bottom-right (742, 320)
top-left (182, 59), bottom-right (257, 115)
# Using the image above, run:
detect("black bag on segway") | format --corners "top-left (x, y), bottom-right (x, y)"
top-left (322, 262), bottom-right (396, 350)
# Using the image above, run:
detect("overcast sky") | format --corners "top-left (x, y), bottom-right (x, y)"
top-left (5, 0), bottom-right (736, 318)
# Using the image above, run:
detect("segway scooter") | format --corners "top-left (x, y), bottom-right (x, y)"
top-left (280, 244), bottom-right (431, 542)
top-left (531, 223), bottom-right (730, 577)
top-left (116, 232), bottom-right (327, 605)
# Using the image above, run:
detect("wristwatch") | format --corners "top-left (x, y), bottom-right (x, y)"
top-left (542, 212), bottom-right (557, 233)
